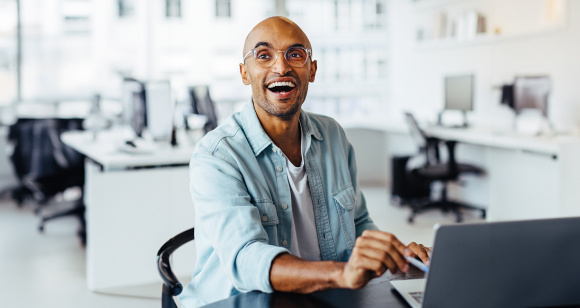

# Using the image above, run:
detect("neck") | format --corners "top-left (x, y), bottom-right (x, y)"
top-left (253, 101), bottom-right (302, 165)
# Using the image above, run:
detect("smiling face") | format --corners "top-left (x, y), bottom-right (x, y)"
top-left (240, 17), bottom-right (317, 121)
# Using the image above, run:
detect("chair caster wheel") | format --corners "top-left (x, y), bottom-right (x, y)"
top-left (38, 225), bottom-right (44, 232)
top-left (408, 216), bottom-right (414, 223)
top-left (481, 210), bottom-right (487, 219)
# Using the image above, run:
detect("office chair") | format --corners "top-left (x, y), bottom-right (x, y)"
top-left (403, 113), bottom-right (486, 223)
top-left (157, 227), bottom-right (195, 308)
top-left (7, 118), bottom-right (87, 244)
top-left (188, 86), bottom-right (218, 134)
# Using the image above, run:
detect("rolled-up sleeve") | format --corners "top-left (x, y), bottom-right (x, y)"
top-left (190, 152), bottom-right (288, 293)
top-left (346, 141), bottom-right (380, 237)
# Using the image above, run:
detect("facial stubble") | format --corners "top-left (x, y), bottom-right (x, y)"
top-left (250, 72), bottom-right (309, 121)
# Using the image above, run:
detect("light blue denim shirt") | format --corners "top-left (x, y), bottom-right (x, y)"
top-left (179, 100), bottom-right (379, 307)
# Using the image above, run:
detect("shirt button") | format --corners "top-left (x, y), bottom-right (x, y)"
top-left (262, 215), bottom-right (268, 222)
top-left (272, 147), bottom-right (276, 152)
top-left (281, 204), bottom-right (288, 210)
top-left (276, 166), bottom-right (282, 172)
top-left (282, 240), bottom-right (287, 246)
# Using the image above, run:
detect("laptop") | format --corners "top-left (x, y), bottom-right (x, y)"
top-left (391, 217), bottom-right (580, 308)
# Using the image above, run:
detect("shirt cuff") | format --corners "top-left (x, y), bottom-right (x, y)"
top-left (238, 241), bottom-right (289, 293)
top-left (261, 246), bottom-right (290, 293)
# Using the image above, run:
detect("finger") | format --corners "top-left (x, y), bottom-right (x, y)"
top-left (404, 243), bottom-right (418, 258)
top-left (351, 250), bottom-right (388, 277)
top-left (355, 246), bottom-right (401, 275)
top-left (407, 242), bottom-right (429, 264)
top-left (422, 246), bottom-right (432, 265)
top-left (361, 230), bottom-right (407, 255)
top-left (356, 237), bottom-right (408, 272)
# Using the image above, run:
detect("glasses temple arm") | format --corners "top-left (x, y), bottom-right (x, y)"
top-left (242, 50), bottom-right (253, 62)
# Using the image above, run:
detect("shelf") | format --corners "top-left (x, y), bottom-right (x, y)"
top-left (415, 25), bottom-right (567, 51)
top-left (412, 0), bottom-right (475, 12)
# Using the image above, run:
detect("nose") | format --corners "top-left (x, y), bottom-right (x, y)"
top-left (270, 51), bottom-right (292, 75)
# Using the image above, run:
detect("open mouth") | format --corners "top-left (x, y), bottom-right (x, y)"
top-left (267, 81), bottom-right (296, 95)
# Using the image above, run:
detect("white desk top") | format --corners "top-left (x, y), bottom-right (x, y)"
top-left (61, 128), bottom-right (196, 171)
top-left (336, 116), bottom-right (580, 155)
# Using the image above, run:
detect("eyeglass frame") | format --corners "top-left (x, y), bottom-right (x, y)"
top-left (242, 46), bottom-right (313, 68)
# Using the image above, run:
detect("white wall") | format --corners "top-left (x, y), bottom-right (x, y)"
top-left (388, 0), bottom-right (580, 130)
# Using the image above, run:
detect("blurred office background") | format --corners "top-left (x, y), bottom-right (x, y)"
top-left (1, 0), bottom-right (579, 307)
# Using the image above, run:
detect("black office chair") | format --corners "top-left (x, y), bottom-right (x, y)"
top-left (403, 113), bottom-right (486, 223)
top-left (7, 118), bottom-right (87, 244)
top-left (157, 227), bottom-right (195, 308)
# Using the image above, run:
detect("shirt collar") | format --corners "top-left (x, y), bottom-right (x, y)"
top-left (240, 98), bottom-right (323, 156)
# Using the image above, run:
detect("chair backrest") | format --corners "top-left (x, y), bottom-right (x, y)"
top-left (157, 227), bottom-right (195, 308)
top-left (404, 113), bottom-right (442, 166)
top-left (404, 113), bottom-right (428, 151)
top-left (189, 86), bottom-right (218, 134)
top-left (9, 118), bottom-right (85, 200)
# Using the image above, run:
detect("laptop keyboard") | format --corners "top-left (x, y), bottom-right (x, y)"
top-left (409, 292), bottom-right (424, 304)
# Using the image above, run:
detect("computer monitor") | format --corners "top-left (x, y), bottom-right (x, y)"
top-left (445, 75), bottom-right (474, 112)
top-left (145, 81), bottom-right (174, 140)
top-left (122, 78), bottom-right (147, 137)
top-left (189, 85), bottom-right (218, 134)
top-left (513, 76), bottom-right (550, 117)
top-left (442, 75), bottom-right (474, 127)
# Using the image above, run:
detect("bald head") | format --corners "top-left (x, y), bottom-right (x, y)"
top-left (243, 17), bottom-right (312, 58)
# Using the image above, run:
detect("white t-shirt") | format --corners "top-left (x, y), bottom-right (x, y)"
top-left (285, 123), bottom-right (322, 261)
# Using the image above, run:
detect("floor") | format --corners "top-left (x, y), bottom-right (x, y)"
top-left (0, 186), bottom-right (484, 308)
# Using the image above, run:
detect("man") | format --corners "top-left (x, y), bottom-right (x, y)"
top-left (179, 17), bottom-right (431, 307)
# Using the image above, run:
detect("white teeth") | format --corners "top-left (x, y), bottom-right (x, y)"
top-left (268, 81), bottom-right (296, 88)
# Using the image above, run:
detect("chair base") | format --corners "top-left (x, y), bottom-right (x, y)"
top-left (38, 201), bottom-right (86, 246)
top-left (408, 199), bottom-right (486, 223)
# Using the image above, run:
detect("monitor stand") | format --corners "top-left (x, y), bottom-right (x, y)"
top-left (460, 111), bottom-right (469, 128)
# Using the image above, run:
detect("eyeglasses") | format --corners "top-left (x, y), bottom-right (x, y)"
top-left (243, 46), bottom-right (312, 68)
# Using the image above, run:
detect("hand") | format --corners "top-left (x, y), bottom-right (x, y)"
top-left (405, 242), bottom-right (432, 265)
top-left (338, 230), bottom-right (409, 289)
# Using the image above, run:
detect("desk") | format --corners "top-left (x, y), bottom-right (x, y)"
top-left (61, 128), bottom-right (197, 297)
top-left (337, 116), bottom-right (580, 221)
top-left (203, 268), bottom-right (425, 308)
top-left (61, 128), bottom-right (196, 171)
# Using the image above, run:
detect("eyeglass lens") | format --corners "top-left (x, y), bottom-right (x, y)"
top-left (254, 47), bottom-right (308, 68)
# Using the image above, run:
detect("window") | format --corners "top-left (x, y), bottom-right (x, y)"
top-left (118, 0), bottom-right (135, 18)
top-left (215, 0), bottom-right (231, 18)
top-left (286, 0), bottom-right (390, 117)
top-left (64, 16), bottom-right (91, 34)
top-left (0, 0), bottom-right (17, 105)
top-left (166, 0), bottom-right (181, 18)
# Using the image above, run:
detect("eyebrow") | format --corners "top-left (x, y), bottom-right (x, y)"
top-left (254, 41), bottom-right (270, 48)
top-left (254, 42), bottom-right (307, 49)
top-left (289, 43), bottom-right (306, 49)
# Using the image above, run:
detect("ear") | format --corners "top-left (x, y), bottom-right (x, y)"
top-left (240, 63), bottom-right (251, 85)
top-left (309, 60), bottom-right (317, 83)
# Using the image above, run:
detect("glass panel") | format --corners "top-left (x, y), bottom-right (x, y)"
top-left (216, 0), bottom-right (231, 18)
top-left (287, 0), bottom-right (390, 117)
top-left (166, 0), bottom-right (181, 18)
top-left (118, 0), bottom-right (135, 18)
top-left (0, 0), bottom-right (17, 106)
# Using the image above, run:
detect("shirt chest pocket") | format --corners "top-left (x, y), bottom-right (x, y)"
top-left (333, 183), bottom-right (356, 250)
top-left (254, 200), bottom-right (279, 226)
